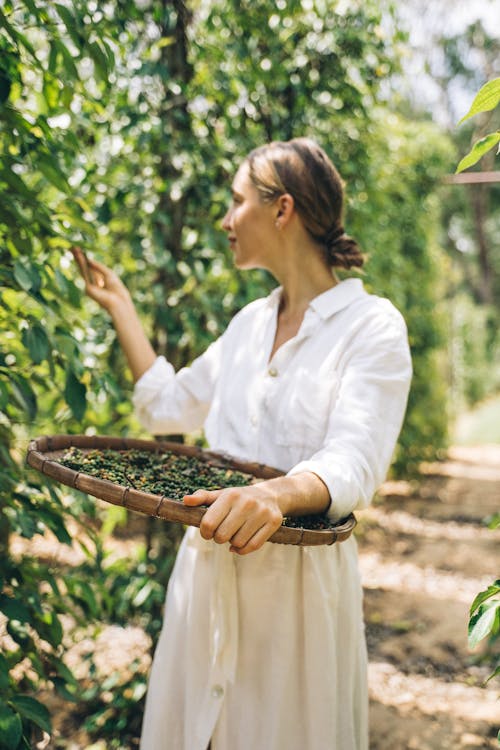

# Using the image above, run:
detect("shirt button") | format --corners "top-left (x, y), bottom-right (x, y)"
top-left (250, 414), bottom-right (258, 426)
top-left (211, 684), bottom-right (224, 699)
top-left (268, 366), bottom-right (278, 377)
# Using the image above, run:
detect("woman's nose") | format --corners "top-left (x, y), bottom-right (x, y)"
top-left (222, 209), bottom-right (232, 232)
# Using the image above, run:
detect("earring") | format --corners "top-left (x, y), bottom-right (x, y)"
top-left (275, 221), bottom-right (281, 229)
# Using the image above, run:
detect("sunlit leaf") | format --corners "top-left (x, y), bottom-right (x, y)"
top-left (468, 600), bottom-right (500, 649)
top-left (458, 77), bottom-right (500, 124)
top-left (455, 131), bottom-right (500, 173)
top-left (42, 77), bottom-right (59, 109)
top-left (470, 580), bottom-right (500, 615)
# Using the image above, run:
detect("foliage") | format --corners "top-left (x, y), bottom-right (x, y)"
top-left (0, 0), bottom-right (457, 746)
top-left (415, 19), bottom-right (500, 413)
top-left (0, 1), bottom-right (122, 745)
top-left (349, 113), bottom-right (455, 472)
top-left (468, 579), bottom-right (500, 654)
top-left (456, 78), bottom-right (500, 173)
top-left (456, 81), bottom-right (500, 739)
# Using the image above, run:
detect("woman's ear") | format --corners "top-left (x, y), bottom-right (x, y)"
top-left (275, 193), bottom-right (295, 226)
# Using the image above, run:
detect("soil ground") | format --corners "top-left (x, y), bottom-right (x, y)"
top-left (363, 444), bottom-right (500, 750)
top-left (14, 444), bottom-right (500, 749)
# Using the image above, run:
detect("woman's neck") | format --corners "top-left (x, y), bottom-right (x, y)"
top-left (274, 257), bottom-right (338, 321)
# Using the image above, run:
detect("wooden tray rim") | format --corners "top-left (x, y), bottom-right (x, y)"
top-left (26, 434), bottom-right (356, 547)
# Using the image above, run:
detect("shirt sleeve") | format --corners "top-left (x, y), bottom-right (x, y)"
top-left (132, 336), bottom-right (223, 435)
top-left (287, 305), bottom-right (412, 521)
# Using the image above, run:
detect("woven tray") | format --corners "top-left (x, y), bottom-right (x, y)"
top-left (26, 435), bottom-right (356, 546)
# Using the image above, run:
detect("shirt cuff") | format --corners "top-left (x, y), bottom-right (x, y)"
top-left (286, 460), bottom-right (365, 523)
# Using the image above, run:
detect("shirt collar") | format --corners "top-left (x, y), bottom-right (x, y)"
top-left (266, 278), bottom-right (367, 320)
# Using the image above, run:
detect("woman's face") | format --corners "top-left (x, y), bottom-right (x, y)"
top-left (222, 162), bottom-right (277, 270)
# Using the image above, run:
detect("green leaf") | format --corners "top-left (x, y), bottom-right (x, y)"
top-left (13, 259), bottom-right (41, 293)
top-left (64, 370), bottom-right (87, 421)
top-left (0, 9), bottom-right (40, 65)
top-left (42, 76), bottom-right (59, 109)
top-left (52, 657), bottom-right (78, 687)
top-left (0, 380), bottom-right (9, 410)
top-left (13, 261), bottom-right (33, 292)
top-left (468, 600), bottom-right (500, 649)
top-left (88, 40), bottom-right (109, 80)
top-left (10, 695), bottom-right (51, 734)
top-left (48, 43), bottom-right (59, 75)
top-left (0, 167), bottom-right (32, 199)
top-left (57, 42), bottom-right (79, 80)
top-left (21, 324), bottom-right (50, 365)
top-left (68, 579), bottom-right (98, 617)
top-left (9, 374), bottom-right (37, 421)
top-left (36, 611), bottom-right (63, 648)
top-left (456, 131), bottom-right (500, 173)
top-left (37, 154), bottom-right (70, 193)
top-left (54, 4), bottom-right (84, 49)
top-left (52, 676), bottom-right (80, 702)
top-left (0, 700), bottom-right (22, 750)
top-left (0, 595), bottom-right (31, 623)
top-left (458, 78), bottom-right (500, 124)
top-left (0, 654), bottom-right (10, 691)
top-left (470, 580), bottom-right (500, 615)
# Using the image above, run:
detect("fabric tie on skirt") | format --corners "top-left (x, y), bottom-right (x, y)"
top-left (209, 543), bottom-right (238, 684)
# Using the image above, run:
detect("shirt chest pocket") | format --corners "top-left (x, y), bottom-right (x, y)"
top-left (275, 370), bottom-right (340, 452)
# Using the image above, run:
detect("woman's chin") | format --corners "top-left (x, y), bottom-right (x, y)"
top-left (233, 257), bottom-right (266, 272)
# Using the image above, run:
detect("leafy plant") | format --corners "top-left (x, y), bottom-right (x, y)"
top-left (456, 77), bottom-right (500, 173)
top-left (456, 81), bottom-right (500, 743)
top-left (469, 580), bottom-right (500, 659)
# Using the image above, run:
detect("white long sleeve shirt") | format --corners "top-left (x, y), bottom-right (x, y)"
top-left (134, 278), bottom-right (412, 750)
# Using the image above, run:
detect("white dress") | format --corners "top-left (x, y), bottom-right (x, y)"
top-left (133, 279), bottom-right (412, 750)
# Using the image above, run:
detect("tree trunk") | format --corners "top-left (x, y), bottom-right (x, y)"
top-left (469, 183), bottom-right (493, 306)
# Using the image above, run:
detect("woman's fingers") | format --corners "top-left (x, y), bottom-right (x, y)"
top-left (230, 523), bottom-right (277, 555)
top-left (71, 247), bottom-right (132, 312)
top-left (182, 489), bottom-right (222, 506)
top-left (71, 247), bottom-right (93, 285)
top-left (189, 486), bottom-right (283, 551)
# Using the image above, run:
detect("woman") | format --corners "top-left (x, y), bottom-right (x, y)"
top-left (73, 137), bottom-right (412, 750)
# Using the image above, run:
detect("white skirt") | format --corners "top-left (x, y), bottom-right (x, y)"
top-left (140, 527), bottom-right (368, 750)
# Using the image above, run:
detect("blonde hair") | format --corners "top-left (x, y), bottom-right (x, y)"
top-left (246, 138), bottom-right (364, 270)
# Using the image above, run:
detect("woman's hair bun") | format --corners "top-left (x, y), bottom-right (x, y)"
top-left (324, 225), bottom-right (364, 270)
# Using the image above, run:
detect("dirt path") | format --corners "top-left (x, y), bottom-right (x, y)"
top-left (361, 445), bottom-right (500, 749)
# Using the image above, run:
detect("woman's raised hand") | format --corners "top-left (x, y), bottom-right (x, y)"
top-left (71, 247), bottom-right (132, 315)
top-left (71, 246), bottom-right (157, 381)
